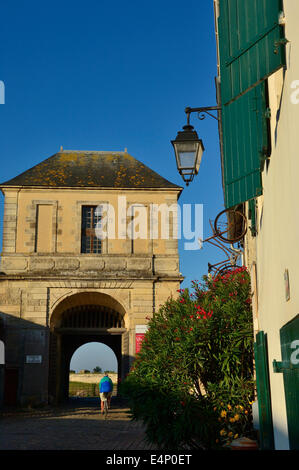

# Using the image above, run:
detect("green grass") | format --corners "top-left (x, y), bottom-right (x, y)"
top-left (69, 381), bottom-right (99, 397)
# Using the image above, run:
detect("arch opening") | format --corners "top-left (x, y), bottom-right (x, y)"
top-left (68, 342), bottom-right (118, 400)
top-left (48, 292), bottom-right (127, 404)
top-left (50, 291), bottom-right (127, 331)
top-left (60, 305), bottom-right (124, 329)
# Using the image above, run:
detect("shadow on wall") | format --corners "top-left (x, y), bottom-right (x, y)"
top-left (0, 311), bottom-right (135, 408)
top-left (0, 311), bottom-right (49, 408)
top-left (0, 317), bottom-right (4, 407)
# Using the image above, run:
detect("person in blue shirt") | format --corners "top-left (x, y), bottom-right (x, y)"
top-left (99, 372), bottom-right (113, 414)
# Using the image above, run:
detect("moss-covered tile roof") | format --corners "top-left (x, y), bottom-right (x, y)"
top-left (0, 150), bottom-right (182, 190)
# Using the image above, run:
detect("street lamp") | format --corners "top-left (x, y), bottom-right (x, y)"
top-left (171, 106), bottom-right (221, 185)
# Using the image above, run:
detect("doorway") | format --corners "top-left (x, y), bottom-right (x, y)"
top-left (48, 291), bottom-right (127, 403)
top-left (69, 342), bottom-right (118, 399)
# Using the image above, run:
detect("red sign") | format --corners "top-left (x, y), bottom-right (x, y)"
top-left (135, 333), bottom-right (145, 354)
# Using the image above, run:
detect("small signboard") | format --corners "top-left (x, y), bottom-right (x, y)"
top-left (26, 355), bottom-right (42, 364)
top-left (135, 325), bottom-right (148, 354)
top-left (135, 334), bottom-right (145, 354)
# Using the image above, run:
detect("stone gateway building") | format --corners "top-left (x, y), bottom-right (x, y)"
top-left (0, 150), bottom-right (183, 405)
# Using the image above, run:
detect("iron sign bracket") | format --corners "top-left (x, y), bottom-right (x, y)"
top-left (273, 359), bottom-right (299, 373)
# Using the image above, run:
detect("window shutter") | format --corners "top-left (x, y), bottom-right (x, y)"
top-left (274, 315), bottom-right (299, 450)
top-left (218, 0), bottom-right (286, 105)
top-left (254, 331), bottom-right (275, 450)
top-left (248, 198), bottom-right (257, 236)
top-left (222, 82), bottom-right (268, 208)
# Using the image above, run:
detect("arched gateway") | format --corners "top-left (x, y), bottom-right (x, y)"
top-left (0, 150), bottom-right (183, 406)
top-left (49, 292), bottom-right (127, 403)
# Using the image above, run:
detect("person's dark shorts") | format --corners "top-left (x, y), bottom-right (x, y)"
top-left (100, 392), bottom-right (112, 401)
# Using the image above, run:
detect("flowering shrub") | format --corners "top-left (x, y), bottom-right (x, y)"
top-left (120, 267), bottom-right (255, 449)
top-left (212, 396), bottom-right (255, 447)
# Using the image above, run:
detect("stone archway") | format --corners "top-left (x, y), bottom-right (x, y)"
top-left (48, 292), bottom-right (127, 403)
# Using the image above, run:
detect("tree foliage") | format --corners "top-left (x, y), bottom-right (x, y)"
top-left (120, 267), bottom-right (255, 449)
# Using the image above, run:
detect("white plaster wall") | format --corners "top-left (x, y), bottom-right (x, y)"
top-left (253, 1), bottom-right (299, 450)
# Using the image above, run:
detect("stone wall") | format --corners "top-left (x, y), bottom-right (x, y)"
top-left (0, 185), bottom-right (183, 405)
top-left (69, 373), bottom-right (118, 384)
top-left (0, 253), bottom-right (180, 277)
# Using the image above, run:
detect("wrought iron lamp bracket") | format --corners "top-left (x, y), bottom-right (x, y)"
top-left (185, 106), bottom-right (221, 125)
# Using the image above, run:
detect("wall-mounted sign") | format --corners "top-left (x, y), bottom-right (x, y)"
top-left (135, 325), bottom-right (148, 354)
top-left (135, 334), bottom-right (145, 354)
top-left (273, 314), bottom-right (299, 449)
top-left (26, 355), bottom-right (42, 364)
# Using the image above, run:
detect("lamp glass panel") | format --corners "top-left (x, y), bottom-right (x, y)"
top-left (176, 142), bottom-right (198, 169)
top-left (195, 141), bottom-right (204, 172)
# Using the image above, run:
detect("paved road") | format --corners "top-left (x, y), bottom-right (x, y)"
top-left (0, 397), bottom-right (158, 451)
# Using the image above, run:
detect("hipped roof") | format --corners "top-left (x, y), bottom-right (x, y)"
top-left (0, 150), bottom-right (182, 191)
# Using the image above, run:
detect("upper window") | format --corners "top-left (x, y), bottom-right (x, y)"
top-left (81, 206), bottom-right (102, 253)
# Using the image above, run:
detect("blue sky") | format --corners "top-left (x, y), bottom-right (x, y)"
top-left (0, 0), bottom-right (224, 371)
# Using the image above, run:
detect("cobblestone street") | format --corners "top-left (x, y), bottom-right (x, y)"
top-left (0, 398), bottom-right (158, 451)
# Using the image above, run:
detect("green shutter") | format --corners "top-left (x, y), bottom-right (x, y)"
top-left (273, 315), bottom-right (299, 450)
top-left (248, 198), bottom-right (257, 236)
top-left (254, 331), bottom-right (275, 450)
top-left (222, 82), bottom-right (268, 208)
top-left (218, 0), bottom-right (286, 105)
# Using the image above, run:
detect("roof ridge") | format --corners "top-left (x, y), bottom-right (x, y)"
top-left (60, 150), bottom-right (127, 154)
